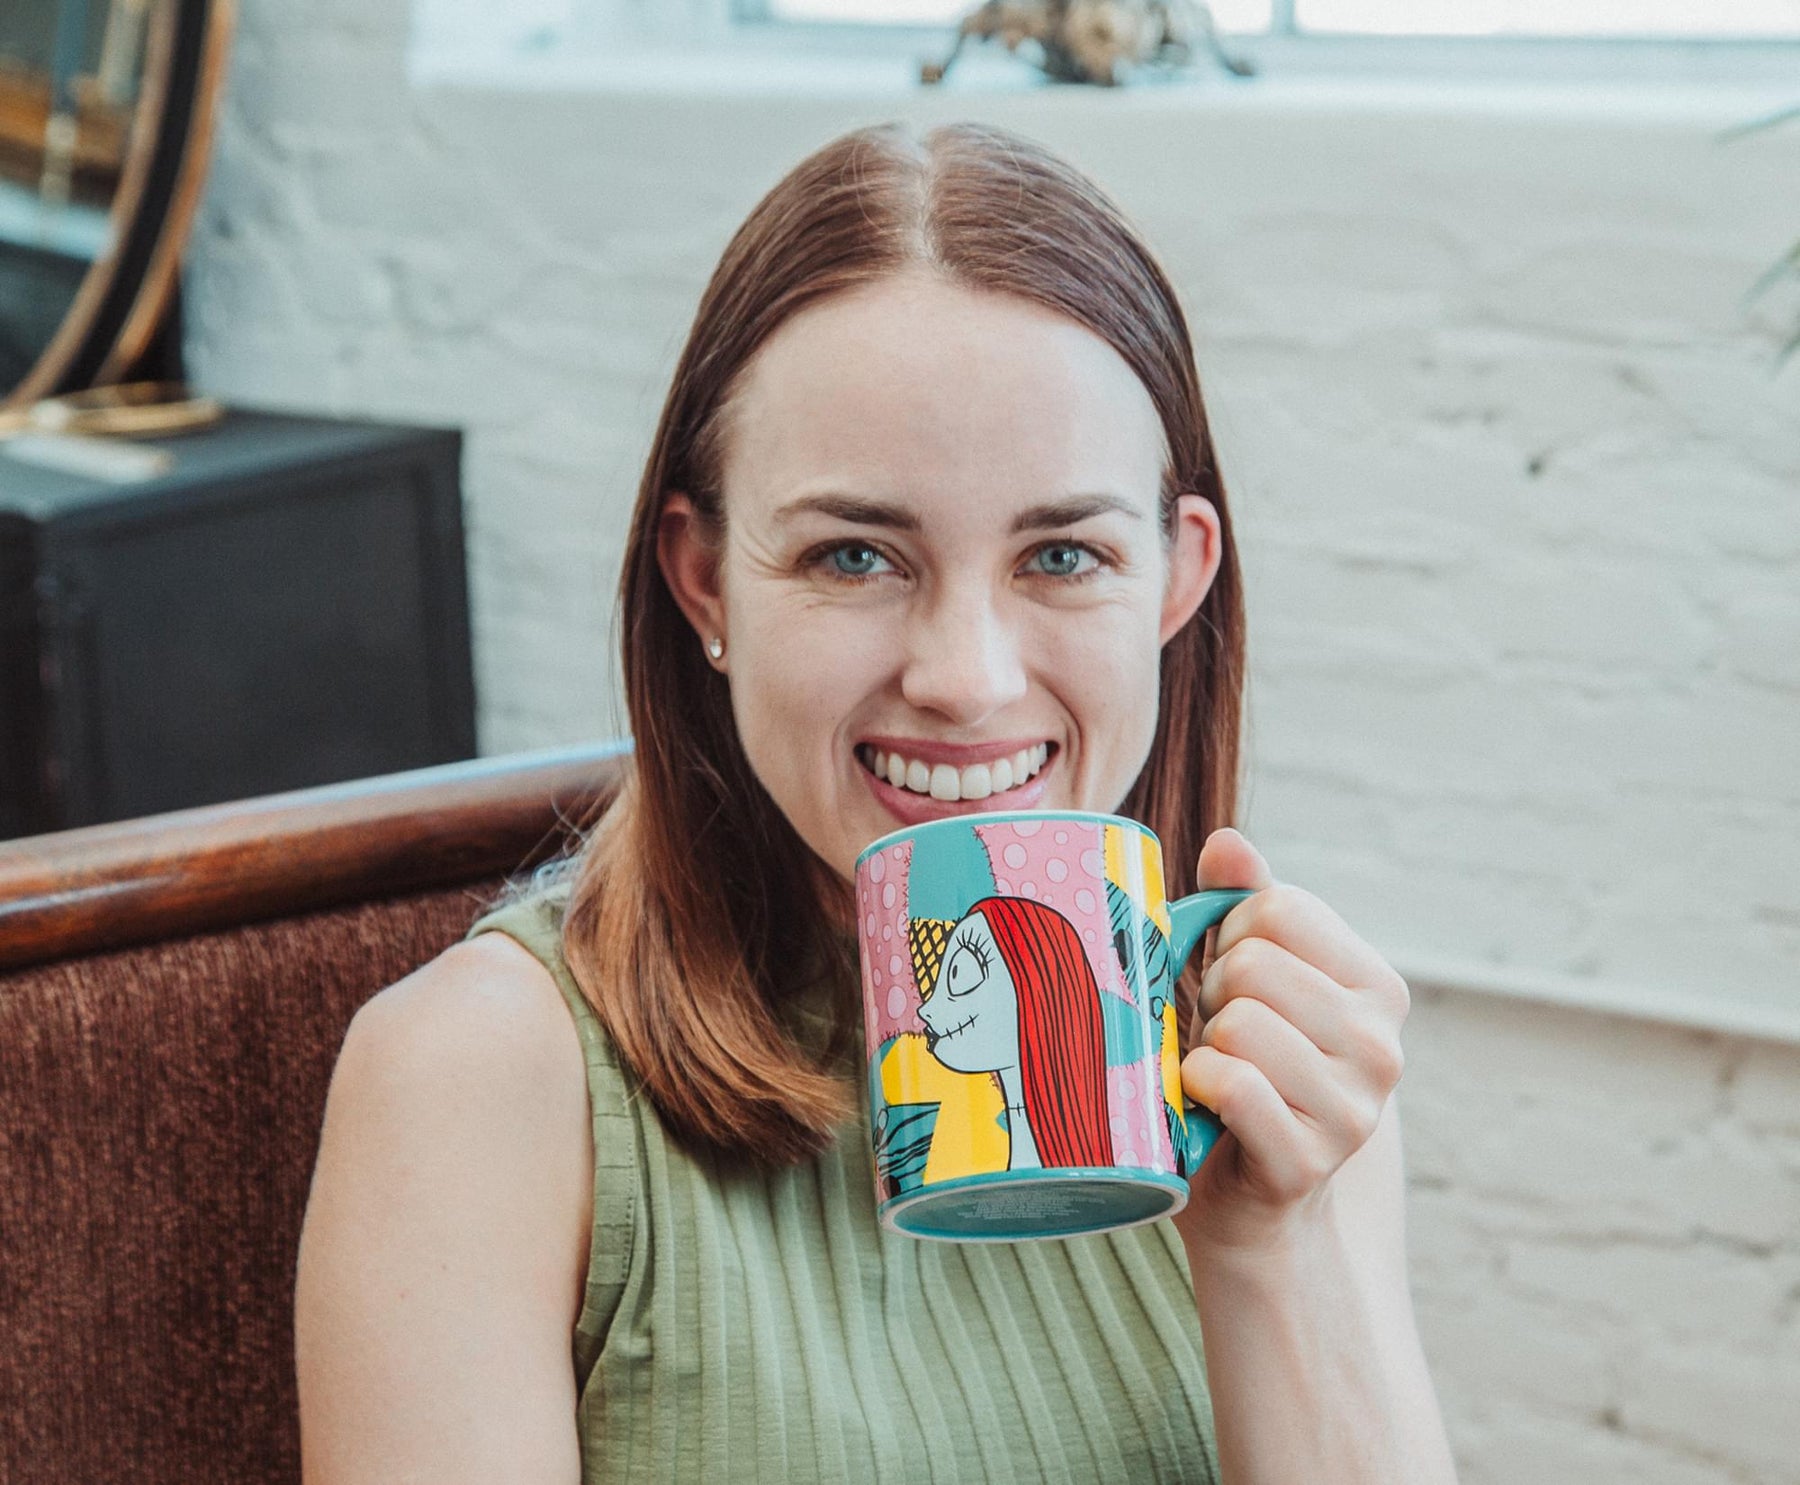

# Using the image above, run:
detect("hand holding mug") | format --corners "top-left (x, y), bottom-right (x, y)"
top-left (1175, 827), bottom-right (1411, 1252)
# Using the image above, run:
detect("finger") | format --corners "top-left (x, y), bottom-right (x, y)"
top-left (1198, 994), bottom-right (1361, 1133)
top-left (1192, 828), bottom-right (1276, 979)
top-left (1195, 827), bottom-right (1275, 895)
top-left (1198, 936), bottom-right (1359, 1055)
top-left (1180, 1043), bottom-right (1303, 1160)
top-left (1212, 881), bottom-right (1406, 1003)
top-left (1200, 938), bottom-right (1408, 1103)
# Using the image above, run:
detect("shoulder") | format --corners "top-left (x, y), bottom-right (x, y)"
top-left (350, 926), bottom-right (575, 1061)
top-left (318, 930), bottom-right (593, 1265)
top-left (333, 929), bottom-right (590, 1157)
top-left (297, 937), bottom-right (592, 1480)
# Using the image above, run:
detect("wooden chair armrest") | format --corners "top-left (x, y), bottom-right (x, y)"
top-left (0, 742), bottom-right (628, 970)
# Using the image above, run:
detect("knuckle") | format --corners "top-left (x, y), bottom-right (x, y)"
top-left (1349, 1015), bottom-right (1405, 1090)
top-left (1378, 1034), bottom-right (1406, 1089)
top-left (1249, 884), bottom-right (1298, 940)
top-left (1351, 1093), bottom-right (1387, 1151)
top-left (1368, 1022), bottom-right (1411, 1087)
top-left (1377, 969), bottom-right (1412, 1021)
top-left (1219, 1062), bottom-right (1264, 1125)
top-left (1203, 996), bottom-right (1267, 1058)
top-left (1264, 882), bottom-right (1320, 938)
top-left (1228, 934), bottom-right (1276, 981)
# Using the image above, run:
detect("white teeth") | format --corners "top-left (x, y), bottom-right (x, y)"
top-left (862, 744), bottom-right (1052, 800)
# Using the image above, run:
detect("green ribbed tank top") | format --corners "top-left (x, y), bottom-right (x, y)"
top-left (464, 885), bottom-right (1221, 1484)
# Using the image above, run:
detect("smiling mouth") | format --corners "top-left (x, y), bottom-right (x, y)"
top-left (856, 742), bottom-right (1055, 803)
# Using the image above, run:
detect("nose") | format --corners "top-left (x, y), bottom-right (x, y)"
top-left (898, 578), bottom-right (1028, 727)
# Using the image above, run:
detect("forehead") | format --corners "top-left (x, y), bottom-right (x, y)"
top-left (721, 272), bottom-right (1167, 520)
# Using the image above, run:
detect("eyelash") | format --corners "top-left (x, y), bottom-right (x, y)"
top-left (952, 929), bottom-right (992, 975)
top-left (801, 539), bottom-right (1111, 586)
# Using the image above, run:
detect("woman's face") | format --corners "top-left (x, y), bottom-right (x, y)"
top-left (659, 268), bottom-right (1221, 885)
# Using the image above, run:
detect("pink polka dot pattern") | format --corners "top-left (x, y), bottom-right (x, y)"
top-left (855, 838), bottom-right (923, 1050)
top-left (1107, 1057), bottom-right (1176, 1171)
top-left (973, 819), bottom-right (1133, 1006)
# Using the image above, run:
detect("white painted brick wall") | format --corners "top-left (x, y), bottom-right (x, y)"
top-left (183, 7), bottom-right (1800, 1478)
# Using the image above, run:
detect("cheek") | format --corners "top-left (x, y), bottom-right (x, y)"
top-left (1030, 601), bottom-right (1162, 741)
top-left (727, 597), bottom-right (894, 774)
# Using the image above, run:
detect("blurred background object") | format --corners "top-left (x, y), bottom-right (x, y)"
top-left (0, 1), bottom-right (480, 842)
top-left (916, 0), bottom-right (1257, 87)
top-left (0, 409), bottom-right (475, 839)
top-left (0, 0), bottom-right (232, 407)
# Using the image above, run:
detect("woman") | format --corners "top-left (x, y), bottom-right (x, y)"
top-left (295, 120), bottom-right (1457, 1483)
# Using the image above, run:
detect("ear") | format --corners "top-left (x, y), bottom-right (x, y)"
top-left (656, 492), bottom-right (727, 660)
top-left (1158, 493), bottom-right (1222, 647)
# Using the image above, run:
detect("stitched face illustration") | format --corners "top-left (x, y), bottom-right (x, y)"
top-left (918, 910), bottom-right (1019, 1074)
top-left (917, 895), bottom-right (1114, 1172)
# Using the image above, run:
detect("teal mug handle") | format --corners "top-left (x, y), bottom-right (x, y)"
top-left (1164, 887), bottom-right (1257, 1175)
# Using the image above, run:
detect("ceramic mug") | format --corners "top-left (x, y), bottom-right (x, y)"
top-left (854, 809), bottom-right (1253, 1242)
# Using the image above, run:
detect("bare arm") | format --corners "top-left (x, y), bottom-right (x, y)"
top-left (1185, 1096), bottom-right (1458, 1483)
top-left (1174, 828), bottom-right (1457, 1484)
top-left (295, 934), bottom-right (594, 1485)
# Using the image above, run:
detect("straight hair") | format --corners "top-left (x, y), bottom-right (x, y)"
top-left (529, 121), bottom-right (1246, 1167)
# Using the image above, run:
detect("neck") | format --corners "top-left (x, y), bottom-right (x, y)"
top-left (997, 1064), bottom-right (1040, 1169)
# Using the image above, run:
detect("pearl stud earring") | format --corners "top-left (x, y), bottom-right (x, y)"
top-left (707, 636), bottom-right (725, 661)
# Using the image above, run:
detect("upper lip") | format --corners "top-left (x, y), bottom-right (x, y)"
top-left (858, 735), bottom-right (1054, 767)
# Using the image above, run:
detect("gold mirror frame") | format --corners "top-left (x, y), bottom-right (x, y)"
top-left (2, 0), bottom-right (234, 411)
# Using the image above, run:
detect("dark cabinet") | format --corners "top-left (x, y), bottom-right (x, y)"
top-left (0, 408), bottom-right (476, 838)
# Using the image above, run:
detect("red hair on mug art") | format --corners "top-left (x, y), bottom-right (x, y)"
top-left (919, 894), bottom-right (1113, 1171)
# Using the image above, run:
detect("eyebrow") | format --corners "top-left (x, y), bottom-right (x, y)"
top-left (772, 492), bottom-right (1143, 533)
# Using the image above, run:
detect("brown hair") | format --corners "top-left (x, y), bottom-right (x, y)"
top-left (541, 120), bottom-right (1246, 1167)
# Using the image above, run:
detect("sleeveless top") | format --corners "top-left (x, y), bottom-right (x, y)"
top-left (463, 885), bottom-right (1222, 1484)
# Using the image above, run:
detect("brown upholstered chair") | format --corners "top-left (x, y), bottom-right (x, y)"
top-left (0, 743), bottom-right (626, 1483)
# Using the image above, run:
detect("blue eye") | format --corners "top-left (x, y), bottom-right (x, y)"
top-left (828, 540), bottom-right (885, 572)
top-left (1031, 543), bottom-right (1097, 578)
top-left (813, 540), bottom-right (896, 583)
top-left (811, 540), bottom-right (1099, 583)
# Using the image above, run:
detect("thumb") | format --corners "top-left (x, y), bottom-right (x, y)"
top-left (1196, 826), bottom-right (1275, 894)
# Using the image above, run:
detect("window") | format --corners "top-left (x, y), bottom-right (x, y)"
top-left (744, 0), bottom-right (1800, 39)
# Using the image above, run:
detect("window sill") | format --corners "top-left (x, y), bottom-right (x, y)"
top-left (407, 25), bottom-right (1800, 117)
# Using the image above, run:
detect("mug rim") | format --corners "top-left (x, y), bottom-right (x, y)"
top-left (855, 808), bottom-right (1152, 871)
